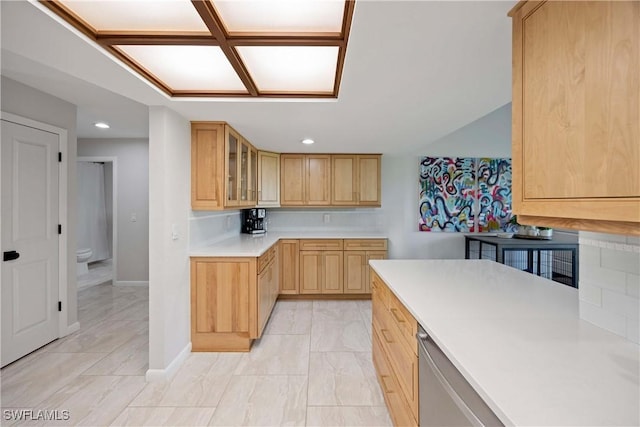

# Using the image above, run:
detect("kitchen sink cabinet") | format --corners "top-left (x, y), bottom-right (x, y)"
top-left (280, 154), bottom-right (331, 206)
top-left (509, 1), bottom-right (640, 235)
top-left (190, 243), bottom-right (278, 351)
top-left (332, 155), bottom-right (382, 207)
top-left (257, 151), bottom-right (280, 207)
top-left (191, 122), bottom-right (258, 210)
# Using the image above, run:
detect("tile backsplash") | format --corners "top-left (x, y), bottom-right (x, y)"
top-left (579, 231), bottom-right (640, 344)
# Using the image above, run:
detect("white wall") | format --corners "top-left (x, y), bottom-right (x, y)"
top-left (268, 103), bottom-right (512, 260)
top-left (412, 103), bottom-right (512, 157)
top-left (78, 138), bottom-right (149, 283)
top-left (148, 106), bottom-right (191, 378)
top-left (579, 232), bottom-right (640, 344)
top-left (1, 76), bottom-right (78, 328)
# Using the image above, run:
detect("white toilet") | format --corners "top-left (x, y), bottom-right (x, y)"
top-left (76, 248), bottom-right (93, 276)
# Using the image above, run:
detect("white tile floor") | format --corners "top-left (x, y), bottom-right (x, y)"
top-left (77, 259), bottom-right (113, 289)
top-left (1, 284), bottom-right (391, 426)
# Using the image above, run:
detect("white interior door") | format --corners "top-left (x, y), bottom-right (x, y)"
top-left (1, 119), bottom-right (59, 367)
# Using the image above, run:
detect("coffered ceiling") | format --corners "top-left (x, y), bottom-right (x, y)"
top-left (1, 1), bottom-right (514, 153)
top-left (39, 0), bottom-right (355, 98)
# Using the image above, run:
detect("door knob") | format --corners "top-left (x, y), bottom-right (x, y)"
top-left (3, 251), bottom-right (20, 261)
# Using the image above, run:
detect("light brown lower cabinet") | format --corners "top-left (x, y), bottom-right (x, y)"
top-left (190, 244), bottom-right (278, 351)
top-left (300, 250), bottom-right (344, 294)
top-left (372, 270), bottom-right (419, 425)
top-left (288, 239), bottom-right (387, 296)
top-left (344, 250), bottom-right (387, 293)
top-left (257, 245), bottom-right (279, 337)
top-left (279, 240), bottom-right (299, 294)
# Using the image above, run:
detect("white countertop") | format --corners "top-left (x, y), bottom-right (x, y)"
top-left (369, 259), bottom-right (639, 427)
top-left (190, 231), bottom-right (388, 257)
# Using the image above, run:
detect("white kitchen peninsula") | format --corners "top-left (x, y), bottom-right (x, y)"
top-left (369, 259), bottom-right (639, 426)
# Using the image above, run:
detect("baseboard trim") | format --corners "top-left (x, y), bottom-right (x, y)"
top-left (278, 294), bottom-right (371, 300)
top-left (114, 281), bottom-right (149, 287)
top-left (63, 321), bottom-right (80, 337)
top-left (145, 342), bottom-right (191, 382)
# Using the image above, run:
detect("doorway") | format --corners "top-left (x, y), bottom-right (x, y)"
top-left (76, 157), bottom-right (118, 289)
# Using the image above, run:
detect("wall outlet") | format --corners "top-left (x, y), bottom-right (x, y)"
top-left (323, 213), bottom-right (330, 223)
top-left (171, 224), bottom-right (178, 240)
top-left (130, 212), bottom-right (137, 222)
top-left (226, 216), bottom-right (232, 230)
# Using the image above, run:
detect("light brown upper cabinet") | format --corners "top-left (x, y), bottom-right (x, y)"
top-left (236, 137), bottom-right (257, 207)
top-left (332, 155), bottom-right (382, 207)
top-left (509, 1), bottom-right (640, 235)
top-left (191, 122), bottom-right (225, 210)
top-left (281, 154), bottom-right (331, 206)
top-left (257, 151), bottom-right (280, 207)
top-left (192, 122), bottom-right (258, 210)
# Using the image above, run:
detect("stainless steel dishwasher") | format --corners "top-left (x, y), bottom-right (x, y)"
top-left (417, 326), bottom-right (504, 427)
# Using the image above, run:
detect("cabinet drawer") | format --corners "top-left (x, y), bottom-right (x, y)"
top-left (344, 239), bottom-right (387, 251)
top-left (371, 271), bottom-right (388, 309)
top-left (299, 239), bottom-right (343, 251)
top-left (373, 329), bottom-right (418, 427)
top-left (257, 247), bottom-right (273, 273)
top-left (388, 291), bottom-right (418, 355)
top-left (375, 314), bottom-right (419, 422)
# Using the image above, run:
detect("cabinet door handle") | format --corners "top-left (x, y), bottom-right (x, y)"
top-left (380, 375), bottom-right (394, 394)
top-left (380, 328), bottom-right (394, 344)
top-left (390, 308), bottom-right (405, 324)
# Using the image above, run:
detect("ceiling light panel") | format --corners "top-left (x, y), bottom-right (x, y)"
top-left (116, 45), bottom-right (247, 92)
top-left (213, 0), bottom-right (345, 33)
top-left (238, 46), bottom-right (339, 92)
top-left (58, 0), bottom-right (210, 32)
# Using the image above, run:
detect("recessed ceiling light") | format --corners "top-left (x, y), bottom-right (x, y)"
top-left (94, 122), bottom-right (110, 129)
top-left (301, 138), bottom-right (315, 145)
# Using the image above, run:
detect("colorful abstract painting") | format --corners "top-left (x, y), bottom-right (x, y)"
top-left (419, 157), bottom-right (476, 232)
top-left (418, 157), bottom-right (513, 232)
top-left (477, 158), bottom-right (513, 231)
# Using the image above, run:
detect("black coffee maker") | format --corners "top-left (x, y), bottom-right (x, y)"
top-left (241, 208), bottom-right (267, 234)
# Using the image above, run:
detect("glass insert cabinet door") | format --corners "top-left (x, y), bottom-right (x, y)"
top-left (250, 146), bottom-right (257, 203)
top-left (241, 141), bottom-right (249, 201)
top-left (226, 128), bottom-right (239, 204)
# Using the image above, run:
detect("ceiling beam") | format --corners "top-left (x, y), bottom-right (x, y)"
top-left (97, 33), bottom-right (218, 46)
top-left (105, 47), bottom-right (173, 97)
top-left (191, 0), bottom-right (259, 96)
top-left (228, 35), bottom-right (344, 47)
top-left (334, 0), bottom-right (356, 97)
